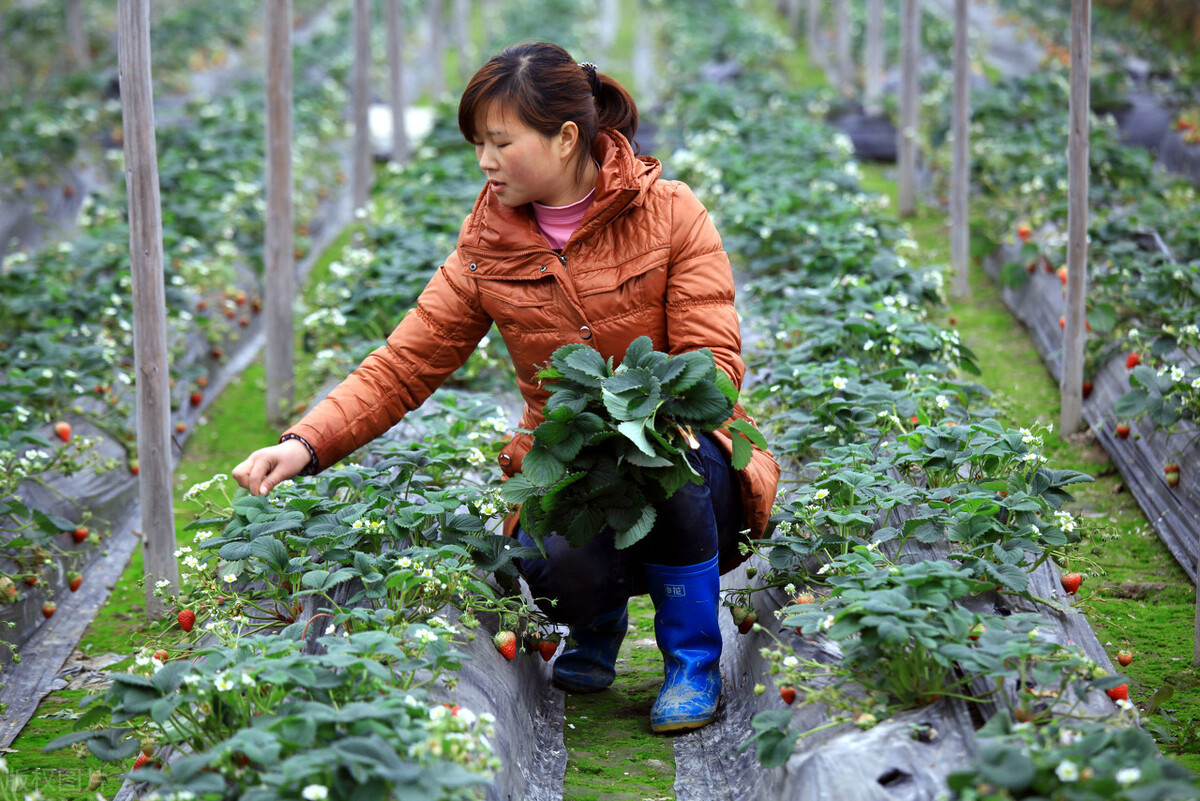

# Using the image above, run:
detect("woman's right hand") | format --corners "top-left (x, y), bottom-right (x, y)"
top-left (232, 438), bottom-right (313, 496)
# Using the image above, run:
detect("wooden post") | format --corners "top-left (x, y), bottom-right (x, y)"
top-left (807, 0), bottom-right (823, 67)
top-left (633, 0), bottom-right (657, 109)
top-left (785, 0), bottom-right (802, 40)
top-left (1060, 0), bottom-right (1090, 435)
top-left (425, 0), bottom-right (445, 102)
top-left (598, 0), bottom-right (620, 61)
top-left (898, 0), bottom-right (920, 218)
top-left (864, 0), bottom-right (883, 116)
top-left (65, 0), bottom-right (87, 69)
top-left (835, 0), bottom-right (851, 96)
top-left (352, 0), bottom-right (372, 211)
top-left (117, 0), bottom-right (178, 619)
top-left (387, 0), bottom-right (410, 163)
top-left (265, 0), bottom-right (295, 427)
top-left (453, 0), bottom-right (472, 86)
top-left (950, 0), bottom-right (970, 298)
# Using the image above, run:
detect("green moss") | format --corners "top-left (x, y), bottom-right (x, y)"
top-left (0, 690), bottom-right (129, 799)
top-left (562, 594), bottom-right (676, 801)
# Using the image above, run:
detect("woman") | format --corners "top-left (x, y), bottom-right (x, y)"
top-left (233, 42), bottom-right (780, 733)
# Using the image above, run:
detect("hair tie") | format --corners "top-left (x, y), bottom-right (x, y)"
top-left (579, 62), bottom-right (601, 97)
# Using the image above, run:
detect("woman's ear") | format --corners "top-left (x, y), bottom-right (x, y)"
top-left (556, 121), bottom-right (581, 161)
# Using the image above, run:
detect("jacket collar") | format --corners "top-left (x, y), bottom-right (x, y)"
top-left (459, 129), bottom-right (662, 266)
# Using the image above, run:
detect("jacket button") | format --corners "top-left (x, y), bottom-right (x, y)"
top-left (498, 453), bottom-right (512, 465)
top-left (469, 263), bottom-right (477, 271)
top-left (579, 326), bottom-right (592, 340)
top-left (539, 265), bottom-right (547, 272)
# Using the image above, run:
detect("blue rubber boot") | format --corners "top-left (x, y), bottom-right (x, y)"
top-left (644, 555), bottom-right (722, 733)
top-left (552, 604), bottom-right (629, 693)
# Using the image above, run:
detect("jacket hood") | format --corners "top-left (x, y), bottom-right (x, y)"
top-left (459, 128), bottom-right (662, 258)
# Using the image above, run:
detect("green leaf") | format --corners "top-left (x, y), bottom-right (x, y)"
top-left (616, 419), bottom-right (658, 457)
top-left (499, 472), bottom-right (541, 505)
top-left (250, 537), bottom-right (292, 572)
top-left (520, 446), bottom-right (566, 487)
top-left (714, 367), bottom-right (739, 405)
top-left (1086, 302), bottom-right (1116, 333)
top-left (611, 504), bottom-right (656, 549)
top-left (664, 349), bottom-right (715, 394)
top-left (620, 336), bottom-right (654, 369)
top-left (561, 346), bottom-right (610, 387)
top-left (1113, 388), bottom-right (1148, 418)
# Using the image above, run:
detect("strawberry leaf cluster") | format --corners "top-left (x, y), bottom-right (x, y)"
top-left (500, 336), bottom-right (765, 552)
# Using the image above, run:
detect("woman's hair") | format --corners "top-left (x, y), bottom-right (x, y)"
top-left (458, 42), bottom-right (639, 176)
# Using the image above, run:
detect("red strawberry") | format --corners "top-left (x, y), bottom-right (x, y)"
top-left (1061, 572), bottom-right (1083, 595)
top-left (132, 752), bottom-right (156, 771)
top-left (251, 297), bottom-right (262, 314)
top-left (1165, 463), bottom-right (1180, 474)
top-left (210, 347), bottom-right (224, 360)
top-left (196, 375), bottom-right (208, 389)
top-left (536, 636), bottom-right (560, 662)
top-left (197, 299), bottom-right (209, 312)
top-left (1056, 265), bottom-right (1068, 285)
top-left (1106, 683), bottom-right (1129, 702)
top-left (1017, 223), bottom-right (1032, 242)
top-left (54, 420), bottom-right (72, 442)
top-left (42, 601), bottom-right (57, 618)
top-left (1126, 352), bottom-right (1141, 369)
top-left (1116, 423), bottom-right (1131, 439)
top-left (24, 575), bottom-right (38, 587)
top-left (175, 422), bottom-right (187, 434)
top-left (177, 609), bottom-right (196, 632)
top-left (1059, 316), bottom-right (1065, 330)
top-left (779, 685), bottom-right (796, 705)
top-left (794, 592), bottom-right (815, 605)
top-left (190, 390), bottom-right (203, 407)
top-left (234, 290), bottom-right (247, 307)
top-left (969, 623), bottom-right (986, 641)
top-left (493, 630), bottom-right (517, 660)
top-left (1082, 380), bottom-right (1093, 399)
top-left (129, 459), bottom-right (140, 476)
top-left (948, 316), bottom-right (958, 325)
top-left (153, 648), bottom-right (169, 662)
top-left (739, 608), bottom-right (758, 635)
top-left (68, 571), bottom-right (83, 592)
top-left (1166, 469), bottom-right (1180, 488)
top-left (1117, 650), bottom-right (1133, 667)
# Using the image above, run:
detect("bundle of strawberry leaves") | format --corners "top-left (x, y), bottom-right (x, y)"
top-left (499, 336), bottom-right (767, 554)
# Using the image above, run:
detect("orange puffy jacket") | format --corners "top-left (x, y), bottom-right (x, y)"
top-left (284, 129), bottom-right (781, 568)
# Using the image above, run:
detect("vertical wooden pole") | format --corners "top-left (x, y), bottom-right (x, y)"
top-left (117, 0), bottom-right (178, 619)
top-left (835, 0), bottom-right (851, 95)
top-left (898, 0), bottom-right (920, 218)
top-left (65, 0), bottom-right (87, 69)
top-left (1060, 0), bottom-right (1090, 434)
top-left (598, 0), bottom-right (620, 61)
top-left (452, 0), bottom-right (472, 86)
top-left (785, 0), bottom-right (802, 40)
top-left (950, 0), bottom-right (971, 298)
top-left (353, 0), bottom-right (372, 211)
top-left (387, 0), bottom-right (410, 163)
top-left (633, 0), bottom-right (657, 109)
top-left (265, 0), bottom-right (295, 427)
top-left (807, 0), bottom-right (823, 67)
top-left (864, 0), bottom-right (883, 115)
top-left (426, 0), bottom-right (445, 102)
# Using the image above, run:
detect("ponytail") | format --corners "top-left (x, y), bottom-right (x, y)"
top-left (594, 71), bottom-right (639, 150)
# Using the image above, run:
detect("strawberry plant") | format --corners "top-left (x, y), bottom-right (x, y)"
top-left (500, 336), bottom-right (766, 552)
top-left (946, 713), bottom-right (1200, 800)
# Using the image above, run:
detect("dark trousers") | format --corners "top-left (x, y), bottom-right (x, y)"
top-left (516, 433), bottom-right (743, 625)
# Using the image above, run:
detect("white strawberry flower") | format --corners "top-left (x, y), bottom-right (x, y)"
top-left (301, 786), bottom-right (329, 801)
top-left (1055, 760), bottom-right (1079, 782)
top-left (1115, 766), bottom-right (1141, 786)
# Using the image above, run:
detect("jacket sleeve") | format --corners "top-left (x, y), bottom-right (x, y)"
top-left (283, 248), bottom-right (492, 470)
top-left (665, 182), bottom-right (746, 388)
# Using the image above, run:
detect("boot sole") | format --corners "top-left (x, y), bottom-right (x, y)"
top-left (552, 677), bottom-right (613, 694)
top-left (650, 715), bottom-right (715, 733)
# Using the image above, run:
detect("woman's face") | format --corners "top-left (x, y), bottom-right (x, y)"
top-left (472, 106), bottom-right (582, 208)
